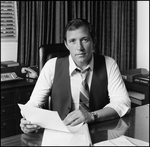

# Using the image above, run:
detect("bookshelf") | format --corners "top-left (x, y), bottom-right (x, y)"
top-left (124, 80), bottom-right (149, 108)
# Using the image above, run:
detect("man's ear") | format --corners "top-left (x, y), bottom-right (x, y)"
top-left (93, 37), bottom-right (97, 48)
top-left (92, 38), bottom-right (97, 52)
top-left (64, 41), bottom-right (69, 50)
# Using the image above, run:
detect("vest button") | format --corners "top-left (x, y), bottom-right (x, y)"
top-left (68, 107), bottom-right (71, 110)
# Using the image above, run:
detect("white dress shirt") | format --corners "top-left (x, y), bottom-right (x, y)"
top-left (26, 54), bottom-right (131, 117)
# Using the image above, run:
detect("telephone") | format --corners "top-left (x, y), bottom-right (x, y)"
top-left (21, 67), bottom-right (38, 79)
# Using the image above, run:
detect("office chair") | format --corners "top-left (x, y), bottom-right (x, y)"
top-left (38, 43), bottom-right (69, 109)
top-left (38, 43), bottom-right (99, 73)
top-left (38, 43), bottom-right (69, 74)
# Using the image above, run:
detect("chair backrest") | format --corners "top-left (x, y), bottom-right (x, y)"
top-left (38, 43), bottom-right (69, 74)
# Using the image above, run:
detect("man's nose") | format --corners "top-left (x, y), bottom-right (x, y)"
top-left (76, 41), bottom-right (84, 51)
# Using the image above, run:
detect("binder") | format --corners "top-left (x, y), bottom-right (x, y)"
top-left (1, 60), bottom-right (19, 67)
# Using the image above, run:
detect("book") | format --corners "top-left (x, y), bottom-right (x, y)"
top-left (130, 96), bottom-right (142, 105)
top-left (1, 60), bottom-right (19, 67)
top-left (128, 91), bottom-right (145, 100)
top-left (121, 68), bottom-right (149, 82)
top-left (133, 74), bottom-right (149, 86)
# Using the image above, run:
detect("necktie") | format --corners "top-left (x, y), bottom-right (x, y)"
top-left (78, 68), bottom-right (90, 111)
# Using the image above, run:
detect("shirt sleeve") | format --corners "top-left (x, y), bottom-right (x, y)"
top-left (104, 56), bottom-right (131, 117)
top-left (25, 58), bottom-right (57, 108)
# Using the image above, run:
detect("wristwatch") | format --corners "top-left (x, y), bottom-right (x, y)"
top-left (91, 111), bottom-right (98, 121)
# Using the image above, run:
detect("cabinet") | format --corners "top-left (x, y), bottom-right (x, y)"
top-left (124, 80), bottom-right (149, 108)
top-left (1, 79), bottom-right (36, 138)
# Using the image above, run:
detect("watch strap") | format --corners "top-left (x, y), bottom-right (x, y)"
top-left (91, 111), bottom-right (98, 121)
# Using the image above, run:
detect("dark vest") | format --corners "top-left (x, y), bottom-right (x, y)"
top-left (50, 53), bottom-right (109, 120)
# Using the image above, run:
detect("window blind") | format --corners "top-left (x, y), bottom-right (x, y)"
top-left (1, 1), bottom-right (18, 41)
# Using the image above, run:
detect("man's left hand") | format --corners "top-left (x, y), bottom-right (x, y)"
top-left (63, 105), bottom-right (93, 126)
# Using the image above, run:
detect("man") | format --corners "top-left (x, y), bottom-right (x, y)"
top-left (20, 18), bottom-right (131, 133)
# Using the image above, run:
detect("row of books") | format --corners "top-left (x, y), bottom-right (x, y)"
top-left (121, 68), bottom-right (149, 86)
top-left (133, 74), bottom-right (149, 86)
top-left (128, 91), bottom-right (145, 105)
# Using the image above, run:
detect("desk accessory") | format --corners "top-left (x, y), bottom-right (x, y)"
top-left (1, 66), bottom-right (26, 81)
top-left (1, 72), bottom-right (23, 82)
top-left (133, 74), bottom-right (149, 86)
top-left (21, 67), bottom-right (38, 79)
top-left (121, 68), bottom-right (149, 82)
top-left (1, 60), bottom-right (19, 67)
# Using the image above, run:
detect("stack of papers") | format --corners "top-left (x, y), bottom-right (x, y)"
top-left (18, 104), bottom-right (92, 146)
top-left (42, 123), bottom-right (92, 146)
top-left (94, 135), bottom-right (149, 146)
top-left (18, 104), bottom-right (82, 133)
top-left (18, 104), bottom-right (149, 146)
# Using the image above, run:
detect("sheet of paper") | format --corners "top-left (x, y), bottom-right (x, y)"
top-left (94, 140), bottom-right (116, 146)
top-left (125, 136), bottom-right (149, 146)
top-left (94, 135), bottom-right (149, 146)
top-left (110, 135), bottom-right (135, 146)
top-left (41, 123), bottom-right (92, 146)
top-left (94, 136), bottom-right (135, 146)
top-left (18, 103), bottom-right (82, 133)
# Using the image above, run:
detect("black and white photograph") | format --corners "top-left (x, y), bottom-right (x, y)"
top-left (1, 1), bottom-right (149, 146)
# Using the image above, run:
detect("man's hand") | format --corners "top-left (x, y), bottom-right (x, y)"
top-left (20, 117), bottom-right (41, 133)
top-left (63, 105), bottom-right (93, 126)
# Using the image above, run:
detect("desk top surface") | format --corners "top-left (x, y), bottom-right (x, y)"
top-left (1, 104), bottom-right (149, 146)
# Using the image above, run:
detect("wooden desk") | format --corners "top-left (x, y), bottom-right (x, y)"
top-left (89, 104), bottom-right (149, 144)
top-left (1, 78), bottom-right (36, 138)
top-left (1, 104), bottom-right (149, 146)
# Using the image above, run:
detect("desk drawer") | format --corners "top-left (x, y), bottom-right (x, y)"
top-left (1, 118), bottom-right (16, 138)
top-left (1, 105), bottom-right (15, 118)
top-left (1, 90), bottom-right (15, 106)
top-left (18, 87), bottom-right (34, 103)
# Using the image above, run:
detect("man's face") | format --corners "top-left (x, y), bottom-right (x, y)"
top-left (65, 26), bottom-right (94, 69)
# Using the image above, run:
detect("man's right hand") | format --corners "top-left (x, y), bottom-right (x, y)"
top-left (20, 117), bottom-right (41, 133)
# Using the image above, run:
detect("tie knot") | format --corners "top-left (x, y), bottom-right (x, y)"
top-left (76, 67), bottom-right (90, 81)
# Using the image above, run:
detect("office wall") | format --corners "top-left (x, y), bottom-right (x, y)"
top-left (136, 1), bottom-right (149, 71)
top-left (1, 42), bottom-right (18, 62)
top-left (1, 1), bottom-right (149, 71)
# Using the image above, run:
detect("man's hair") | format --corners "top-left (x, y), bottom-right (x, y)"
top-left (64, 18), bottom-right (96, 44)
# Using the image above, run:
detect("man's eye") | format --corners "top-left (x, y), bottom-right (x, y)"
top-left (69, 39), bottom-right (76, 43)
top-left (83, 38), bottom-right (89, 42)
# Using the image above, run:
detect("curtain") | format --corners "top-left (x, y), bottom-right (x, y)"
top-left (17, 1), bottom-right (136, 71)
top-left (96, 1), bottom-right (137, 71)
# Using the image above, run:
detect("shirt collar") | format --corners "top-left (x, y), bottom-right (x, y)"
top-left (69, 53), bottom-right (94, 76)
